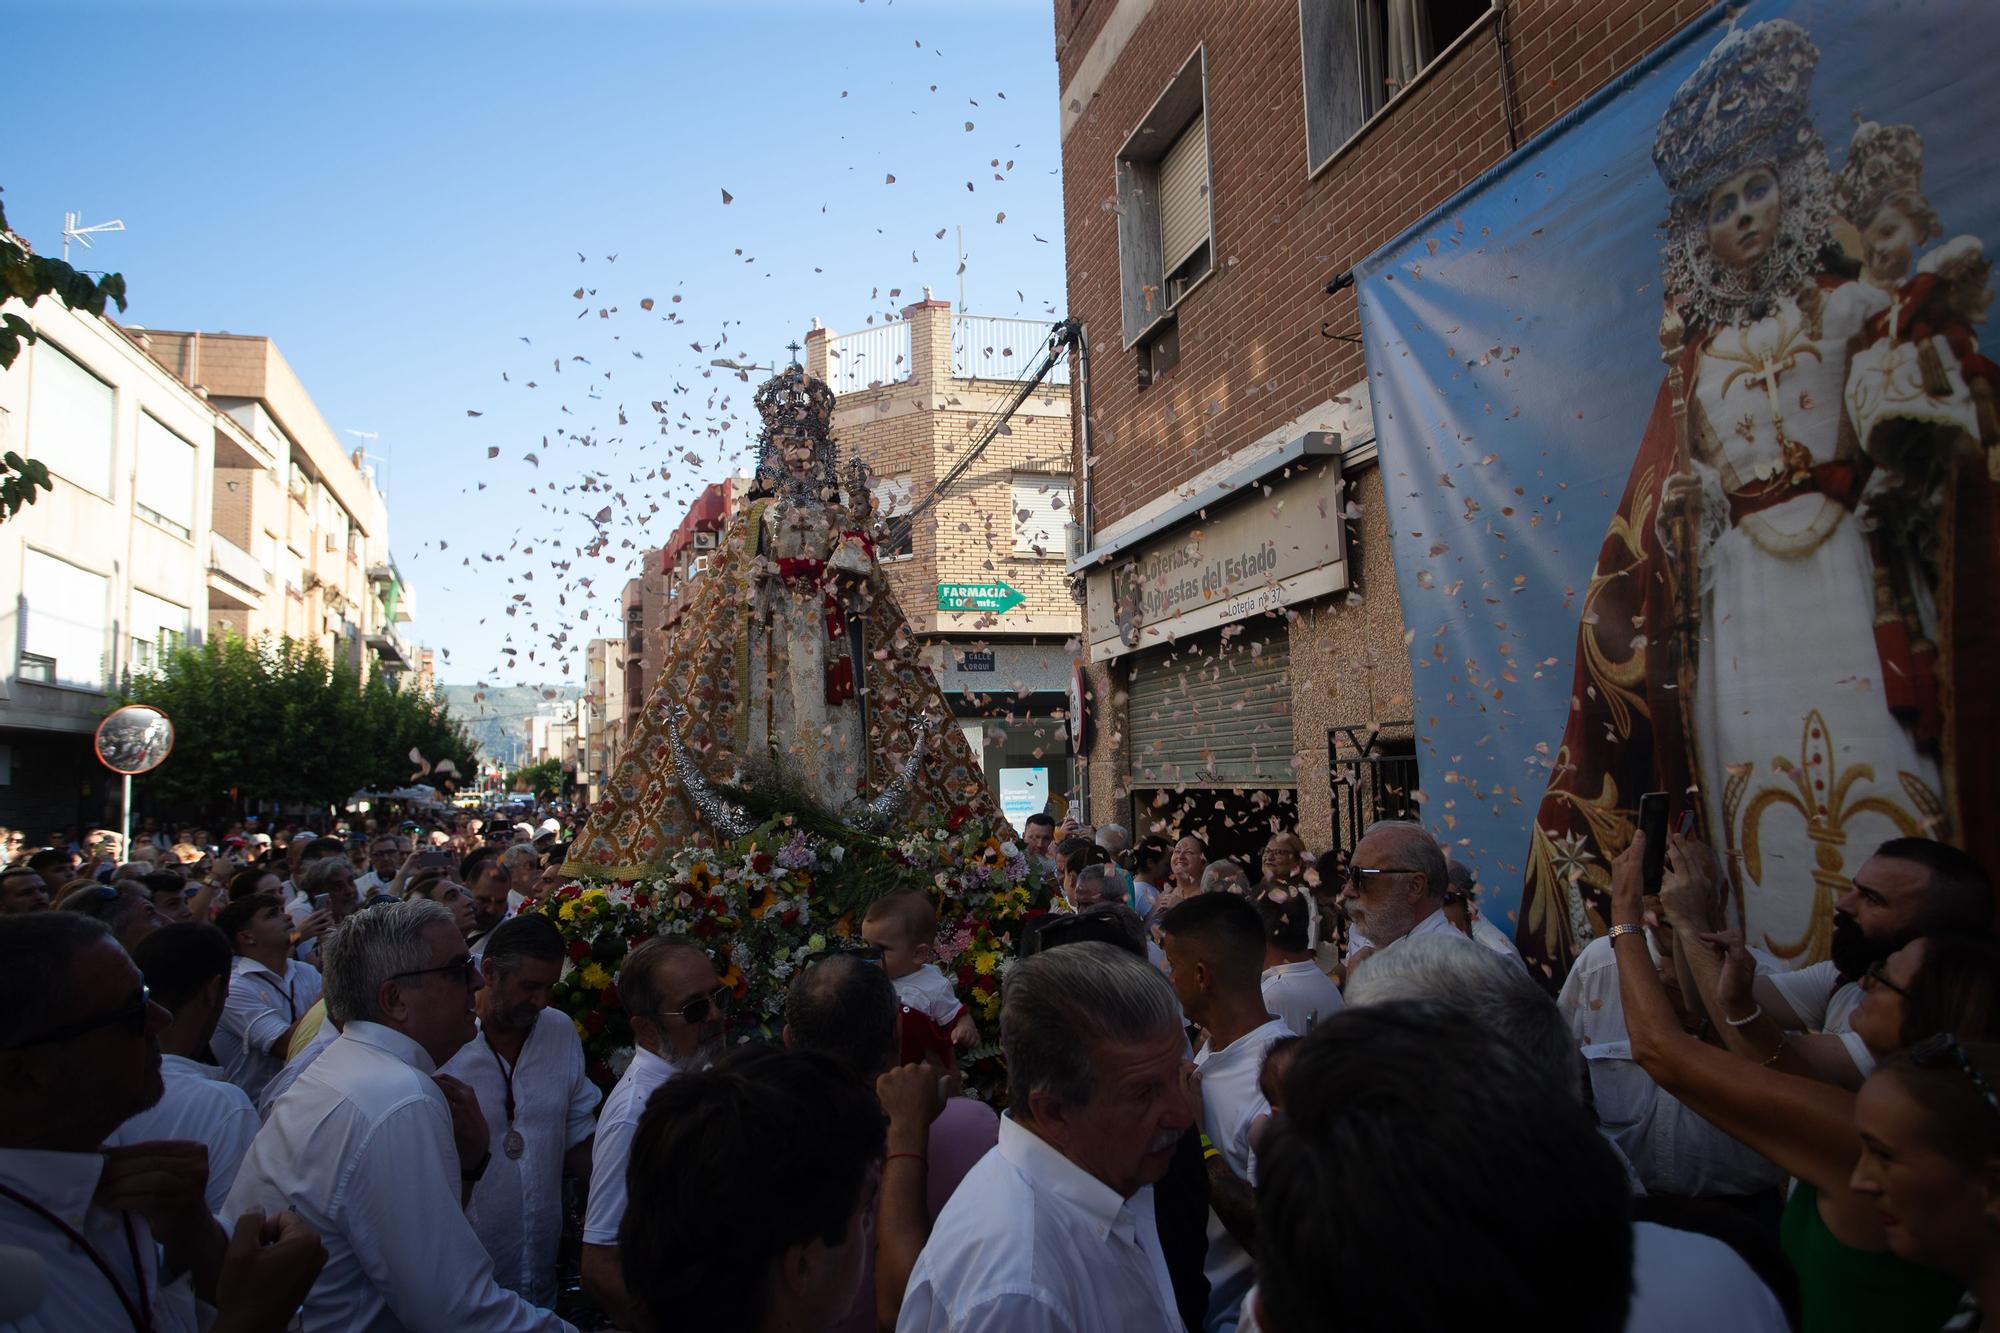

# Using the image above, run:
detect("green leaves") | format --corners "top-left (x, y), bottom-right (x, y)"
top-left (508, 757), bottom-right (564, 798)
top-left (119, 632), bottom-right (480, 816)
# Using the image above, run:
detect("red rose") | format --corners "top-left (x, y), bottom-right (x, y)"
top-left (750, 852), bottom-right (774, 874)
top-left (957, 966), bottom-right (975, 989)
top-left (584, 1012), bottom-right (606, 1034)
top-left (600, 987), bottom-right (621, 1008)
top-left (633, 892), bottom-right (651, 908)
top-left (567, 940), bottom-right (591, 961)
top-left (780, 908), bottom-right (799, 926)
top-left (947, 805), bottom-right (970, 831)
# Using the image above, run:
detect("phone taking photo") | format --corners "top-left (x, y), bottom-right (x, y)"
top-left (1639, 792), bottom-right (1670, 896)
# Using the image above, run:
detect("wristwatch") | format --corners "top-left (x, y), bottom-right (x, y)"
top-left (461, 1149), bottom-right (492, 1183)
top-left (1606, 923), bottom-right (1645, 942)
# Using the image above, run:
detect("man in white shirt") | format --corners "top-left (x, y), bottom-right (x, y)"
top-left (899, 942), bottom-right (1193, 1333)
top-left (1334, 821), bottom-right (1464, 964)
top-left (1254, 893), bottom-right (1343, 1037)
top-left (105, 922), bottom-right (259, 1212)
top-left (499, 842), bottom-right (543, 916)
top-left (1343, 935), bottom-right (1789, 1330)
top-left (1022, 813), bottom-right (1058, 872)
top-left (1129, 837), bottom-right (1170, 923)
top-left (1442, 862), bottom-right (1528, 966)
top-left (440, 914), bottom-right (600, 1309)
top-left (354, 834), bottom-right (409, 900)
top-left (0, 911), bottom-right (324, 1333)
top-left (212, 893), bottom-right (323, 1104)
top-left (582, 938), bottom-right (729, 1329)
top-left (227, 898), bottom-right (571, 1331)
top-left (1661, 835), bottom-right (1993, 1087)
top-left (1161, 893), bottom-right (1293, 1333)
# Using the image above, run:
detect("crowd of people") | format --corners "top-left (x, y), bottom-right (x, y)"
top-left (0, 803), bottom-right (1994, 1332)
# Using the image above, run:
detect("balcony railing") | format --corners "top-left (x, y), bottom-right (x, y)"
top-left (208, 534), bottom-right (272, 594)
top-left (952, 315), bottom-right (1070, 385)
top-left (824, 323), bottom-right (913, 393)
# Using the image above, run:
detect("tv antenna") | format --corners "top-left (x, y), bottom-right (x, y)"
top-left (62, 212), bottom-right (125, 263)
top-left (346, 428), bottom-right (390, 497)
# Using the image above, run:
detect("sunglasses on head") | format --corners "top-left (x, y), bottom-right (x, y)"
top-left (3, 986), bottom-right (152, 1049)
top-left (666, 985), bottom-right (733, 1026)
top-left (1908, 1032), bottom-right (2000, 1120)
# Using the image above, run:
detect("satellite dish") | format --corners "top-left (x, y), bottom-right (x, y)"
top-left (95, 705), bottom-right (175, 776)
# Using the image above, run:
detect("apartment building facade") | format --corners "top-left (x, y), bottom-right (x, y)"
top-left (1056, 0), bottom-right (1711, 863)
top-left (581, 635), bottom-right (626, 807)
top-left (805, 296), bottom-right (1078, 825)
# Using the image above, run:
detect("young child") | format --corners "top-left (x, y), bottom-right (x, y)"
top-left (861, 889), bottom-right (980, 1049)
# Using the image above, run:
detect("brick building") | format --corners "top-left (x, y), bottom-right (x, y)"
top-left (618, 475), bottom-right (748, 737)
top-left (1056, 0), bottom-right (1711, 864)
top-left (805, 296), bottom-right (1078, 824)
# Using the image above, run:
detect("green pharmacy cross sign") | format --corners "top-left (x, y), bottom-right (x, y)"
top-left (937, 580), bottom-right (1025, 614)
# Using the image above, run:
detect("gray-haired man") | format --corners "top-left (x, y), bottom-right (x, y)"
top-left (899, 942), bottom-right (1194, 1332)
top-left (1335, 820), bottom-right (1463, 963)
top-left (227, 899), bottom-right (573, 1332)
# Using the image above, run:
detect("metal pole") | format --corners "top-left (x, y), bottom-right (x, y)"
top-left (121, 774), bottom-right (132, 854)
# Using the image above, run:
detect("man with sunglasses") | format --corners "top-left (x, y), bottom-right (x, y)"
top-left (228, 898), bottom-right (572, 1331)
top-left (582, 938), bottom-right (729, 1329)
top-left (0, 912), bottom-right (327, 1333)
top-left (1334, 821), bottom-right (1465, 966)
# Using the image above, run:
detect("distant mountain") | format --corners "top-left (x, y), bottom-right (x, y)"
top-left (437, 684), bottom-right (582, 766)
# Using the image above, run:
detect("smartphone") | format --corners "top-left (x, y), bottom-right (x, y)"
top-left (1639, 792), bottom-right (1670, 896)
top-left (311, 892), bottom-right (332, 913)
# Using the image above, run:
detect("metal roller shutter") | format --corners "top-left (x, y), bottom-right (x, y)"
top-left (1127, 629), bottom-right (1293, 787)
top-left (1157, 113), bottom-right (1209, 274)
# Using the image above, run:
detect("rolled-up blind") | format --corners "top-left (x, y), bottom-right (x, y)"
top-left (1157, 113), bottom-right (1209, 274)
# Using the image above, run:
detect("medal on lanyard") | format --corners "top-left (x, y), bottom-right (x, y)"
top-left (484, 1030), bottom-right (527, 1160)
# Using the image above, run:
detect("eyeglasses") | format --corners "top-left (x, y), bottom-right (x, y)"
top-left (1344, 865), bottom-right (1417, 889)
top-left (391, 954), bottom-right (480, 988)
top-left (1864, 959), bottom-right (1912, 999)
top-left (1908, 1032), bottom-right (2000, 1120)
top-left (2, 986), bottom-right (153, 1049)
top-left (664, 985), bottom-right (732, 1026)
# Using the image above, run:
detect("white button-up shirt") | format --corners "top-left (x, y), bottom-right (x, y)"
top-left (1584, 1042), bottom-right (1787, 1197)
top-left (0, 1147), bottom-right (204, 1333)
top-left (104, 1054), bottom-right (259, 1212)
top-left (897, 1114), bottom-right (1181, 1333)
top-left (1260, 960), bottom-right (1344, 1036)
top-left (1767, 958), bottom-right (1874, 1076)
top-left (1195, 1018), bottom-right (1293, 1333)
top-left (440, 1009), bottom-right (601, 1307)
top-left (212, 955), bottom-right (321, 1104)
top-left (225, 1020), bottom-right (571, 1332)
top-left (582, 1045), bottom-right (680, 1247)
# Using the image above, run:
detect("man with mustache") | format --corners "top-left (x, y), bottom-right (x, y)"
top-left (1663, 835), bottom-right (1992, 1088)
top-left (1333, 821), bottom-right (1467, 969)
top-left (581, 939), bottom-right (729, 1329)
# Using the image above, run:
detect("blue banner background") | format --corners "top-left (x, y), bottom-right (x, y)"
top-left (1355, 0), bottom-right (1995, 938)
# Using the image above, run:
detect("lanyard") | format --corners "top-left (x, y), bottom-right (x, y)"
top-left (0, 1180), bottom-right (154, 1333)
top-left (483, 1026), bottom-right (529, 1129)
top-left (256, 968), bottom-right (297, 1023)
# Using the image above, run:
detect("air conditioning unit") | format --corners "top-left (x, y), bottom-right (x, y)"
top-left (693, 531), bottom-right (716, 549)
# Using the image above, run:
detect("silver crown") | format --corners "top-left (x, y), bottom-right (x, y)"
top-left (1653, 19), bottom-right (1820, 208)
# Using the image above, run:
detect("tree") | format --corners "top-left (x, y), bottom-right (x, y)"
top-left (1, 188), bottom-right (129, 522)
top-left (120, 633), bottom-right (479, 817)
top-left (508, 758), bottom-right (564, 799)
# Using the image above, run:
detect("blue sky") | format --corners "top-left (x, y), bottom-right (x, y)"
top-left (8, 0), bottom-right (1069, 685)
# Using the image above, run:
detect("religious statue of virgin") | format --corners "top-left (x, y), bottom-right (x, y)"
top-left (1519, 19), bottom-right (1997, 974)
top-left (561, 364), bottom-right (997, 879)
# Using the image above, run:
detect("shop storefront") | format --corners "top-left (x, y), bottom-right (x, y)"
top-left (927, 641), bottom-right (1076, 828)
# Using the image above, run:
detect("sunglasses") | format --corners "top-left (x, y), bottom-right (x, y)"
top-left (1864, 959), bottom-right (1912, 999)
top-left (1908, 1032), bottom-right (2000, 1120)
top-left (665, 985), bottom-right (733, 1026)
top-left (3, 986), bottom-right (152, 1049)
top-left (391, 954), bottom-right (480, 988)
top-left (1343, 865), bottom-right (1418, 889)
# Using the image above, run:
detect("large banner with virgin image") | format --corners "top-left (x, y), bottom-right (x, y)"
top-left (1355, 0), bottom-right (1998, 984)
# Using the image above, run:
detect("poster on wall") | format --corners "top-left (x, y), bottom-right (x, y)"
top-left (1356, 0), bottom-right (1997, 981)
top-left (999, 767), bottom-right (1049, 828)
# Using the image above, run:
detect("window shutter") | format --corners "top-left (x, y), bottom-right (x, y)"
top-left (1157, 113), bottom-right (1209, 274)
top-left (22, 551), bottom-right (110, 689)
top-left (1128, 634), bottom-right (1294, 786)
top-left (1010, 475), bottom-right (1071, 556)
top-left (29, 340), bottom-right (116, 499)
top-left (137, 415), bottom-right (196, 534)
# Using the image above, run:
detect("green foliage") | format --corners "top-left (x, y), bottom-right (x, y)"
top-left (119, 632), bottom-right (479, 816)
top-left (509, 758), bottom-right (564, 799)
top-left (0, 451), bottom-right (51, 520)
top-left (0, 190), bottom-right (128, 372)
top-left (0, 188), bottom-right (130, 526)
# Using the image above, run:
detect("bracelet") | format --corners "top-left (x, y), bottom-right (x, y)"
top-left (1724, 1006), bottom-right (1764, 1028)
top-left (1606, 923), bottom-right (1645, 942)
top-left (1203, 1148), bottom-right (1221, 1161)
top-left (885, 1151), bottom-right (926, 1166)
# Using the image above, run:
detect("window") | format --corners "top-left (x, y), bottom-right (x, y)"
top-left (1137, 319), bottom-right (1181, 389)
top-left (1302, 0), bottom-right (1492, 172)
top-left (1011, 474), bottom-right (1072, 557)
top-left (136, 414), bottom-right (196, 539)
top-left (20, 550), bottom-right (109, 689)
top-left (128, 590), bottom-right (190, 672)
top-left (870, 473), bottom-right (916, 559)
top-left (28, 338), bottom-right (115, 499)
top-left (1116, 48), bottom-right (1212, 347)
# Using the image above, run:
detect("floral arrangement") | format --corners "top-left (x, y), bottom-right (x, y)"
top-left (537, 809), bottom-right (1054, 1091)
